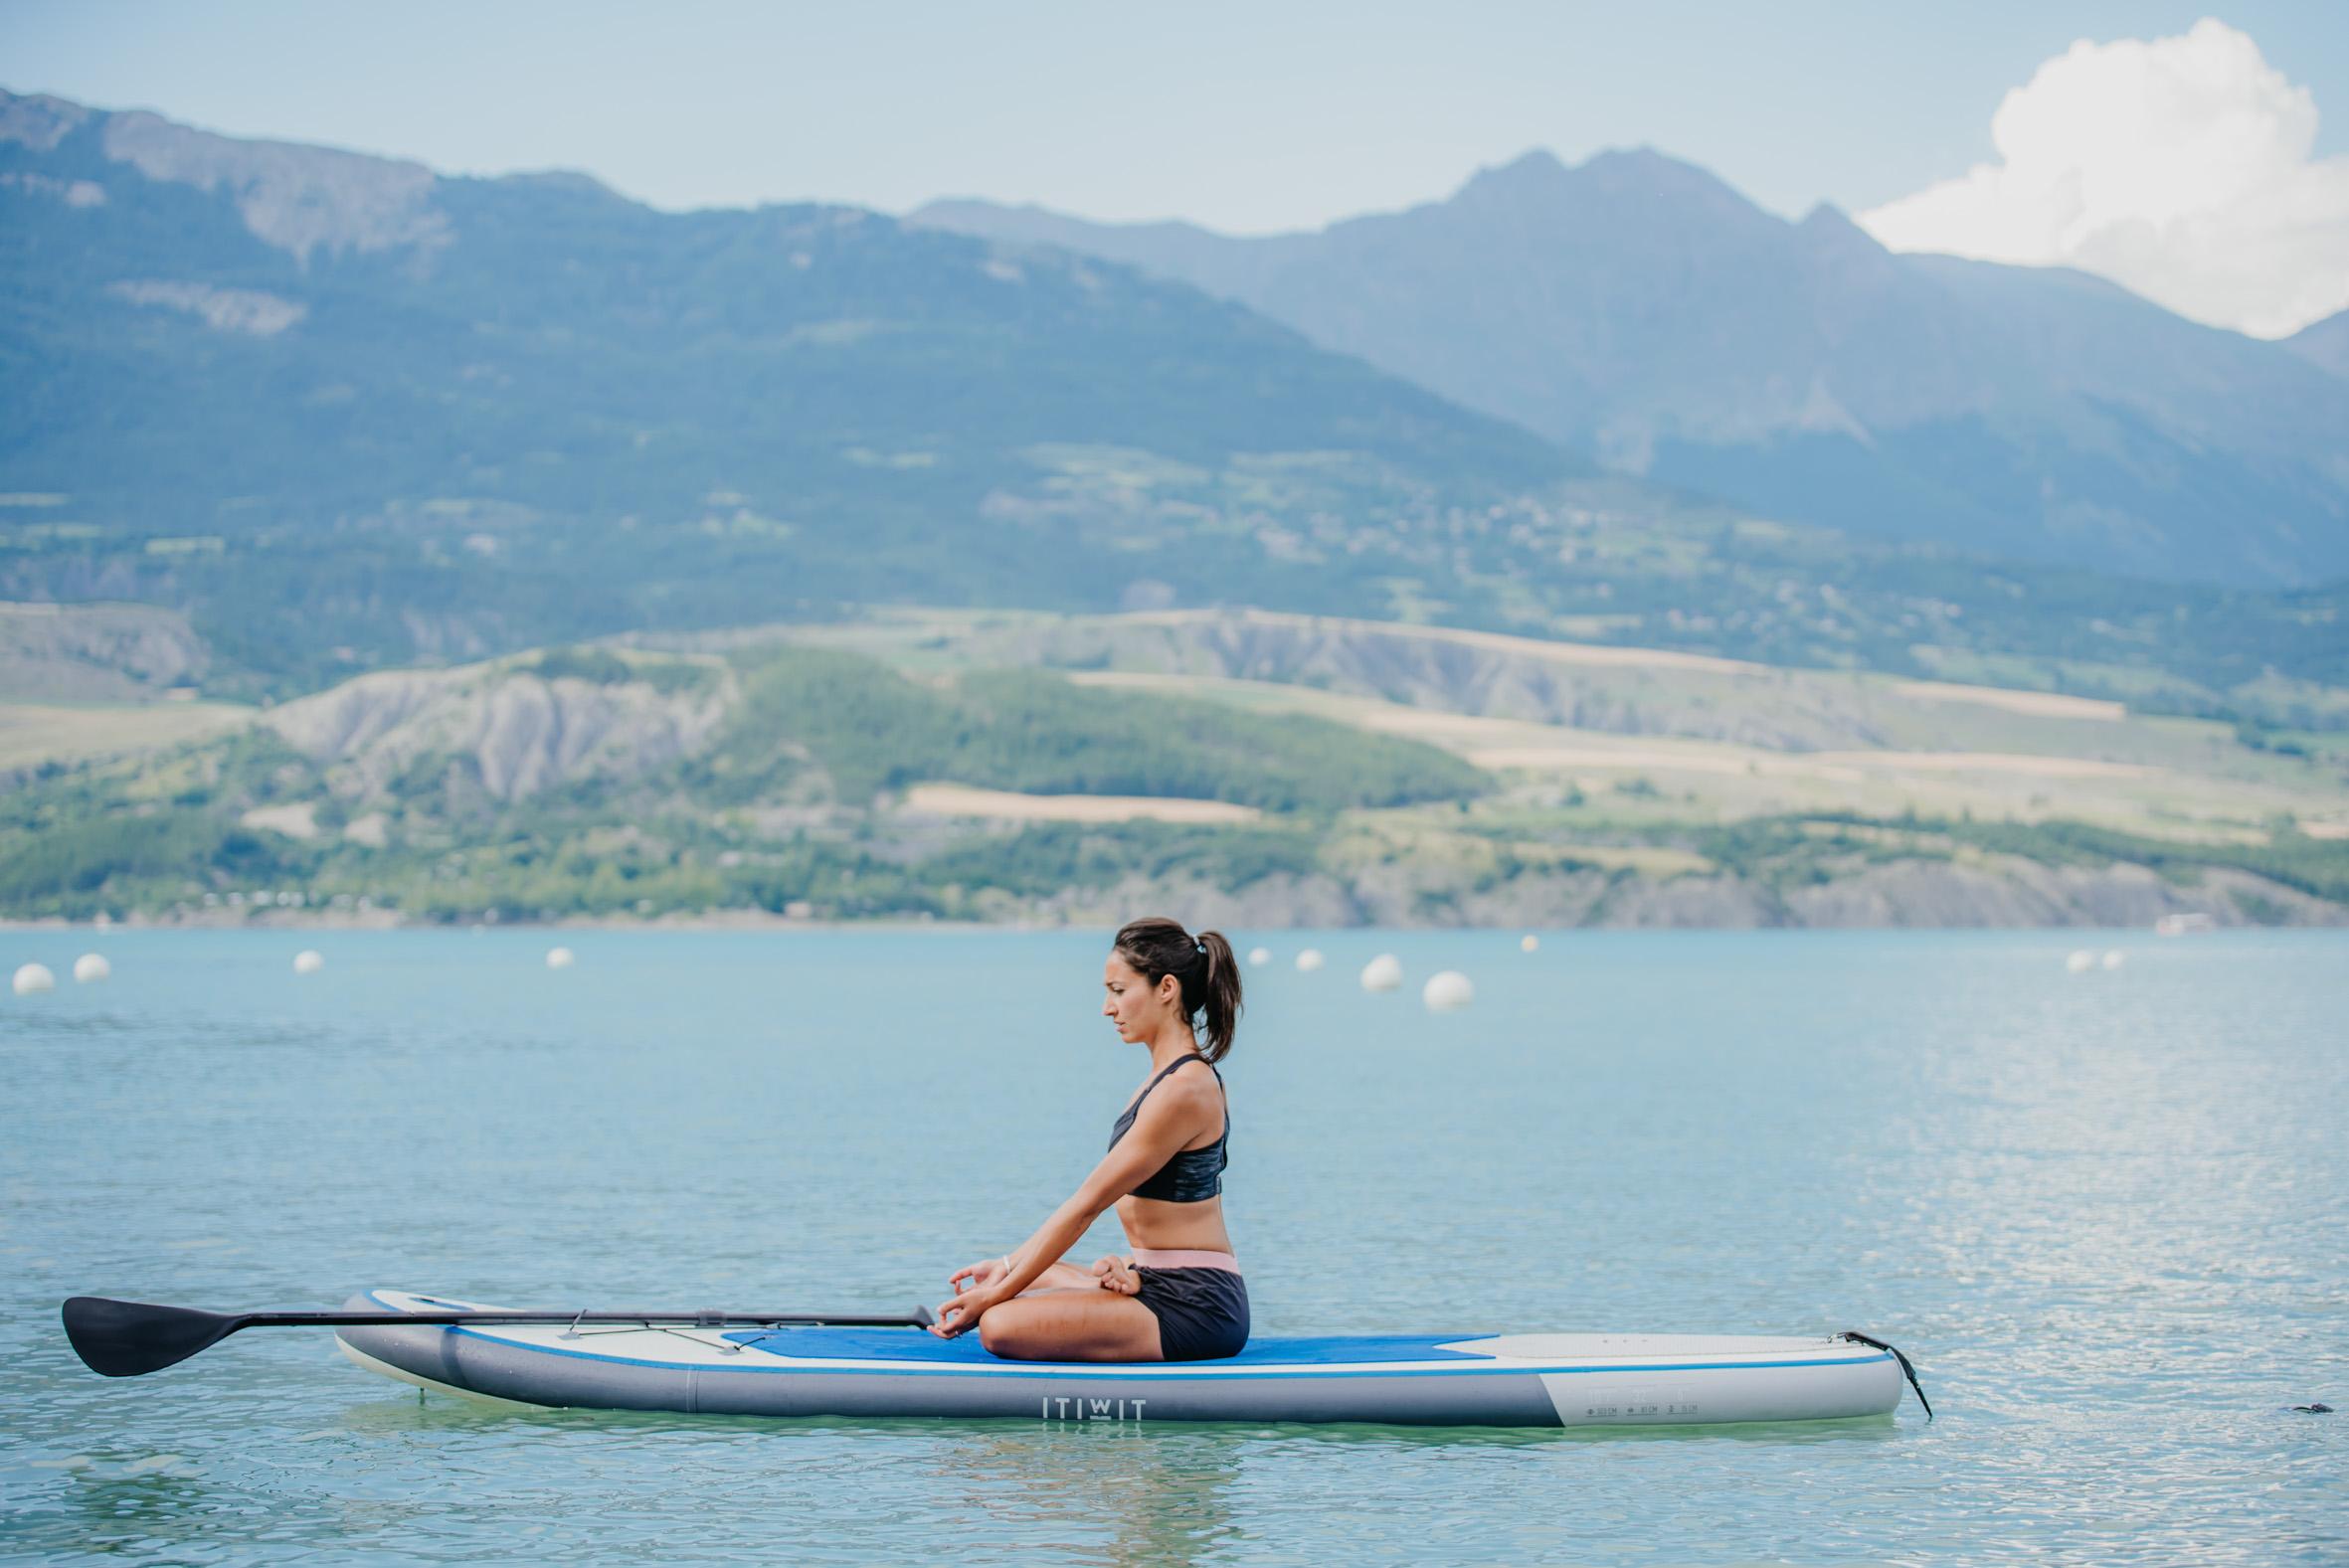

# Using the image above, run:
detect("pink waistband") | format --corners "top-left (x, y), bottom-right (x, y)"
top-left (1130, 1247), bottom-right (1241, 1273)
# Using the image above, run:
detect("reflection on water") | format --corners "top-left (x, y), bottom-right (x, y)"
top-left (2, 928), bottom-right (2344, 1564)
top-left (927, 1423), bottom-right (1243, 1566)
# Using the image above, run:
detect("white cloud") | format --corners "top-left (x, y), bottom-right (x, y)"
top-left (1858, 19), bottom-right (2349, 339)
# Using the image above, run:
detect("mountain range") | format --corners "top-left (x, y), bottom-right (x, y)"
top-left (2, 87), bottom-right (1579, 685)
top-left (3, 88), bottom-right (2345, 717)
top-left (915, 148), bottom-right (2349, 589)
top-left (5, 90), bottom-right (2347, 930)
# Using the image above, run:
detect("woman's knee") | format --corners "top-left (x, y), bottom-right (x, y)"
top-left (978, 1308), bottom-right (1025, 1357)
top-left (978, 1299), bottom-right (1156, 1361)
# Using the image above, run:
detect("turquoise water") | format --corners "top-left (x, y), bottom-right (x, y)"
top-left (2, 928), bottom-right (2343, 1565)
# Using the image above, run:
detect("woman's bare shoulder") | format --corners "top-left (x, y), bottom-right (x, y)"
top-left (1159, 1061), bottom-right (1225, 1114)
top-left (1128, 1058), bottom-right (1220, 1107)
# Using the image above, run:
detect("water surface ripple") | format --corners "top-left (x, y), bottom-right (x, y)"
top-left (3, 930), bottom-right (2342, 1564)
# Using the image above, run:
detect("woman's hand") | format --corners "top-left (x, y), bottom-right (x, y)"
top-left (932, 1271), bottom-right (1005, 1339)
top-left (1092, 1255), bottom-right (1140, 1296)
top-left (948, 1256), bottom-right (1010, 1297)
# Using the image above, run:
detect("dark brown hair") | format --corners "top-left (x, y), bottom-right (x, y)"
top-left (1113, 916), bottom-right (1243, 1063)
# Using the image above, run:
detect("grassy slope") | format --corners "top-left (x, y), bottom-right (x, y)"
top-left (680, 646), bottom-right (1486, 812)
top-left (0, 644), bottom-right (1480, 920)
top-left (776, 610), bottom-right (2349, 843)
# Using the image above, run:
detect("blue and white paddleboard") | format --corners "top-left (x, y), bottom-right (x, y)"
top-left (337, 1291), bottom-right (1911, 1428)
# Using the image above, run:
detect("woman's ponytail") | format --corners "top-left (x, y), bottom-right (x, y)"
top-left (1193, 930), bottom-right (1241, 1063)
top-left (1113, 916), bottom-right (1245, 1062)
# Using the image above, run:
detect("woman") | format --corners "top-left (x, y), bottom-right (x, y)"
top-left (932, 916), bottom-right (1249, 1362)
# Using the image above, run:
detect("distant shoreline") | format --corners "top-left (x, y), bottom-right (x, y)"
top-left (6, 911), bottom-right (2340, 935)
top-left (0, 910), bottom-right (1001, 935)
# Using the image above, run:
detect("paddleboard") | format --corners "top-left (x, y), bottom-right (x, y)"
top-left (336, 1291), bottom-right (1912, 1428)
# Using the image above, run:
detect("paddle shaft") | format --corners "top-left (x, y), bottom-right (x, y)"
top-left (62, 1296), bottom-right (937, 1378)
top-left (239, 1309), bottom-right (934, 1328)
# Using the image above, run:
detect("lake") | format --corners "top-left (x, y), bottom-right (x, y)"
top-left (3, 928), bottom-right (2343, 1564)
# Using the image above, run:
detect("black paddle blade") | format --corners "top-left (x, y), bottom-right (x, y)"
top-left (63, 1297), bottom-right (251, 1378)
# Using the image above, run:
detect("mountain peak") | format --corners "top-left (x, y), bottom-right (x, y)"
top-left (1798, 201), bottom-right (1862, 235)
top-left (1452, 144), bottom-right (1766, 226)
top-left (1444, 147), bottom-right (1573, 210)
top-left (1471, 146), bottom-right (1569, 181)
top-left (0, 88), bottom-right (92, 151)
top-left (1580, 145), bottom-right (1704, 177)
top-left (1797, 201), bottom-right (1888, 257)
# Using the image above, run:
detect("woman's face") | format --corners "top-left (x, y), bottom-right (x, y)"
top-left (1103, 951), bottom-right (1178, 1043)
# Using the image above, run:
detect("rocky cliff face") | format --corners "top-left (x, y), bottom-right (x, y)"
top-left (263, 658), bottom-right (731, 801)
top-left (0, 92), bottom-right (90, 152)
top-left (928, 609), bottom-right (1887, 750)
top-left (110, 109), bottom-right (448, 264)
top-left (2, 89), bottom-right (452, 265)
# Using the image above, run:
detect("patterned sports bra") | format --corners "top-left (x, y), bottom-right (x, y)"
top-left (1107, 1054), bottom-right (1228, 1202)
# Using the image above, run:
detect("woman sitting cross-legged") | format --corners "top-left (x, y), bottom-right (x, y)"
top-left (932, 916), bottom-right (1248, 1362)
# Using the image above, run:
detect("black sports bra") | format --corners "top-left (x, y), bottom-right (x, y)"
top-left (1107, 1054), bottom-right (1228, 1203)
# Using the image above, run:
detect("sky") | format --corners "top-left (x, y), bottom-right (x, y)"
top-left (5, 2), bottom-right (2345, 335)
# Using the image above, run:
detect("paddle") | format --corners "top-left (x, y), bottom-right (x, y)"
top-left (62, 1296), bottom-right (938, 1379)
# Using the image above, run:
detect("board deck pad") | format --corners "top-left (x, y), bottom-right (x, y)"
top-left (723, 1327), bottom-right (1501, 1365)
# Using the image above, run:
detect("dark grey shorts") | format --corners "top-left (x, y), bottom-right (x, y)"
top-left (1134, 1266), bottom-right (1250, 1361)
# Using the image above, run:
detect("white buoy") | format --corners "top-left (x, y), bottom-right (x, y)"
top-left (1520, 934), bottom-right (1539, 954)
top-left (73, 954), bottom-right (110, 983)
top-left (2101, 950), bottom-right (2125, 970)
top-left (1359, 954), bottom-right (1403, 993)
top-left (1294, 949), bottom-right (1325, 973)
top-left (292, 950), bottom-right (325, 975)
top-left (546, 946), bottom-right (576, 970)
top-left (12, 962), bottom-right (56, 995)
top-left (1247, 947), bottom-right (1271, 967)
top-left (2065, 950), bottom-right (2094, 973)
top-left (1423, 970), bottom-right (1475, 1011)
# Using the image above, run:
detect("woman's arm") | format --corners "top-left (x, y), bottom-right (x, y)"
top-left (957, 1252), bottom-right (1139, 1297)
top-left (1031, 1258), bottom-right (1110, 1292)
top-left (935, 1071), bottom-right (1215, 1333)
top-left (950, 1253), bottom-right (1095, 1297)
